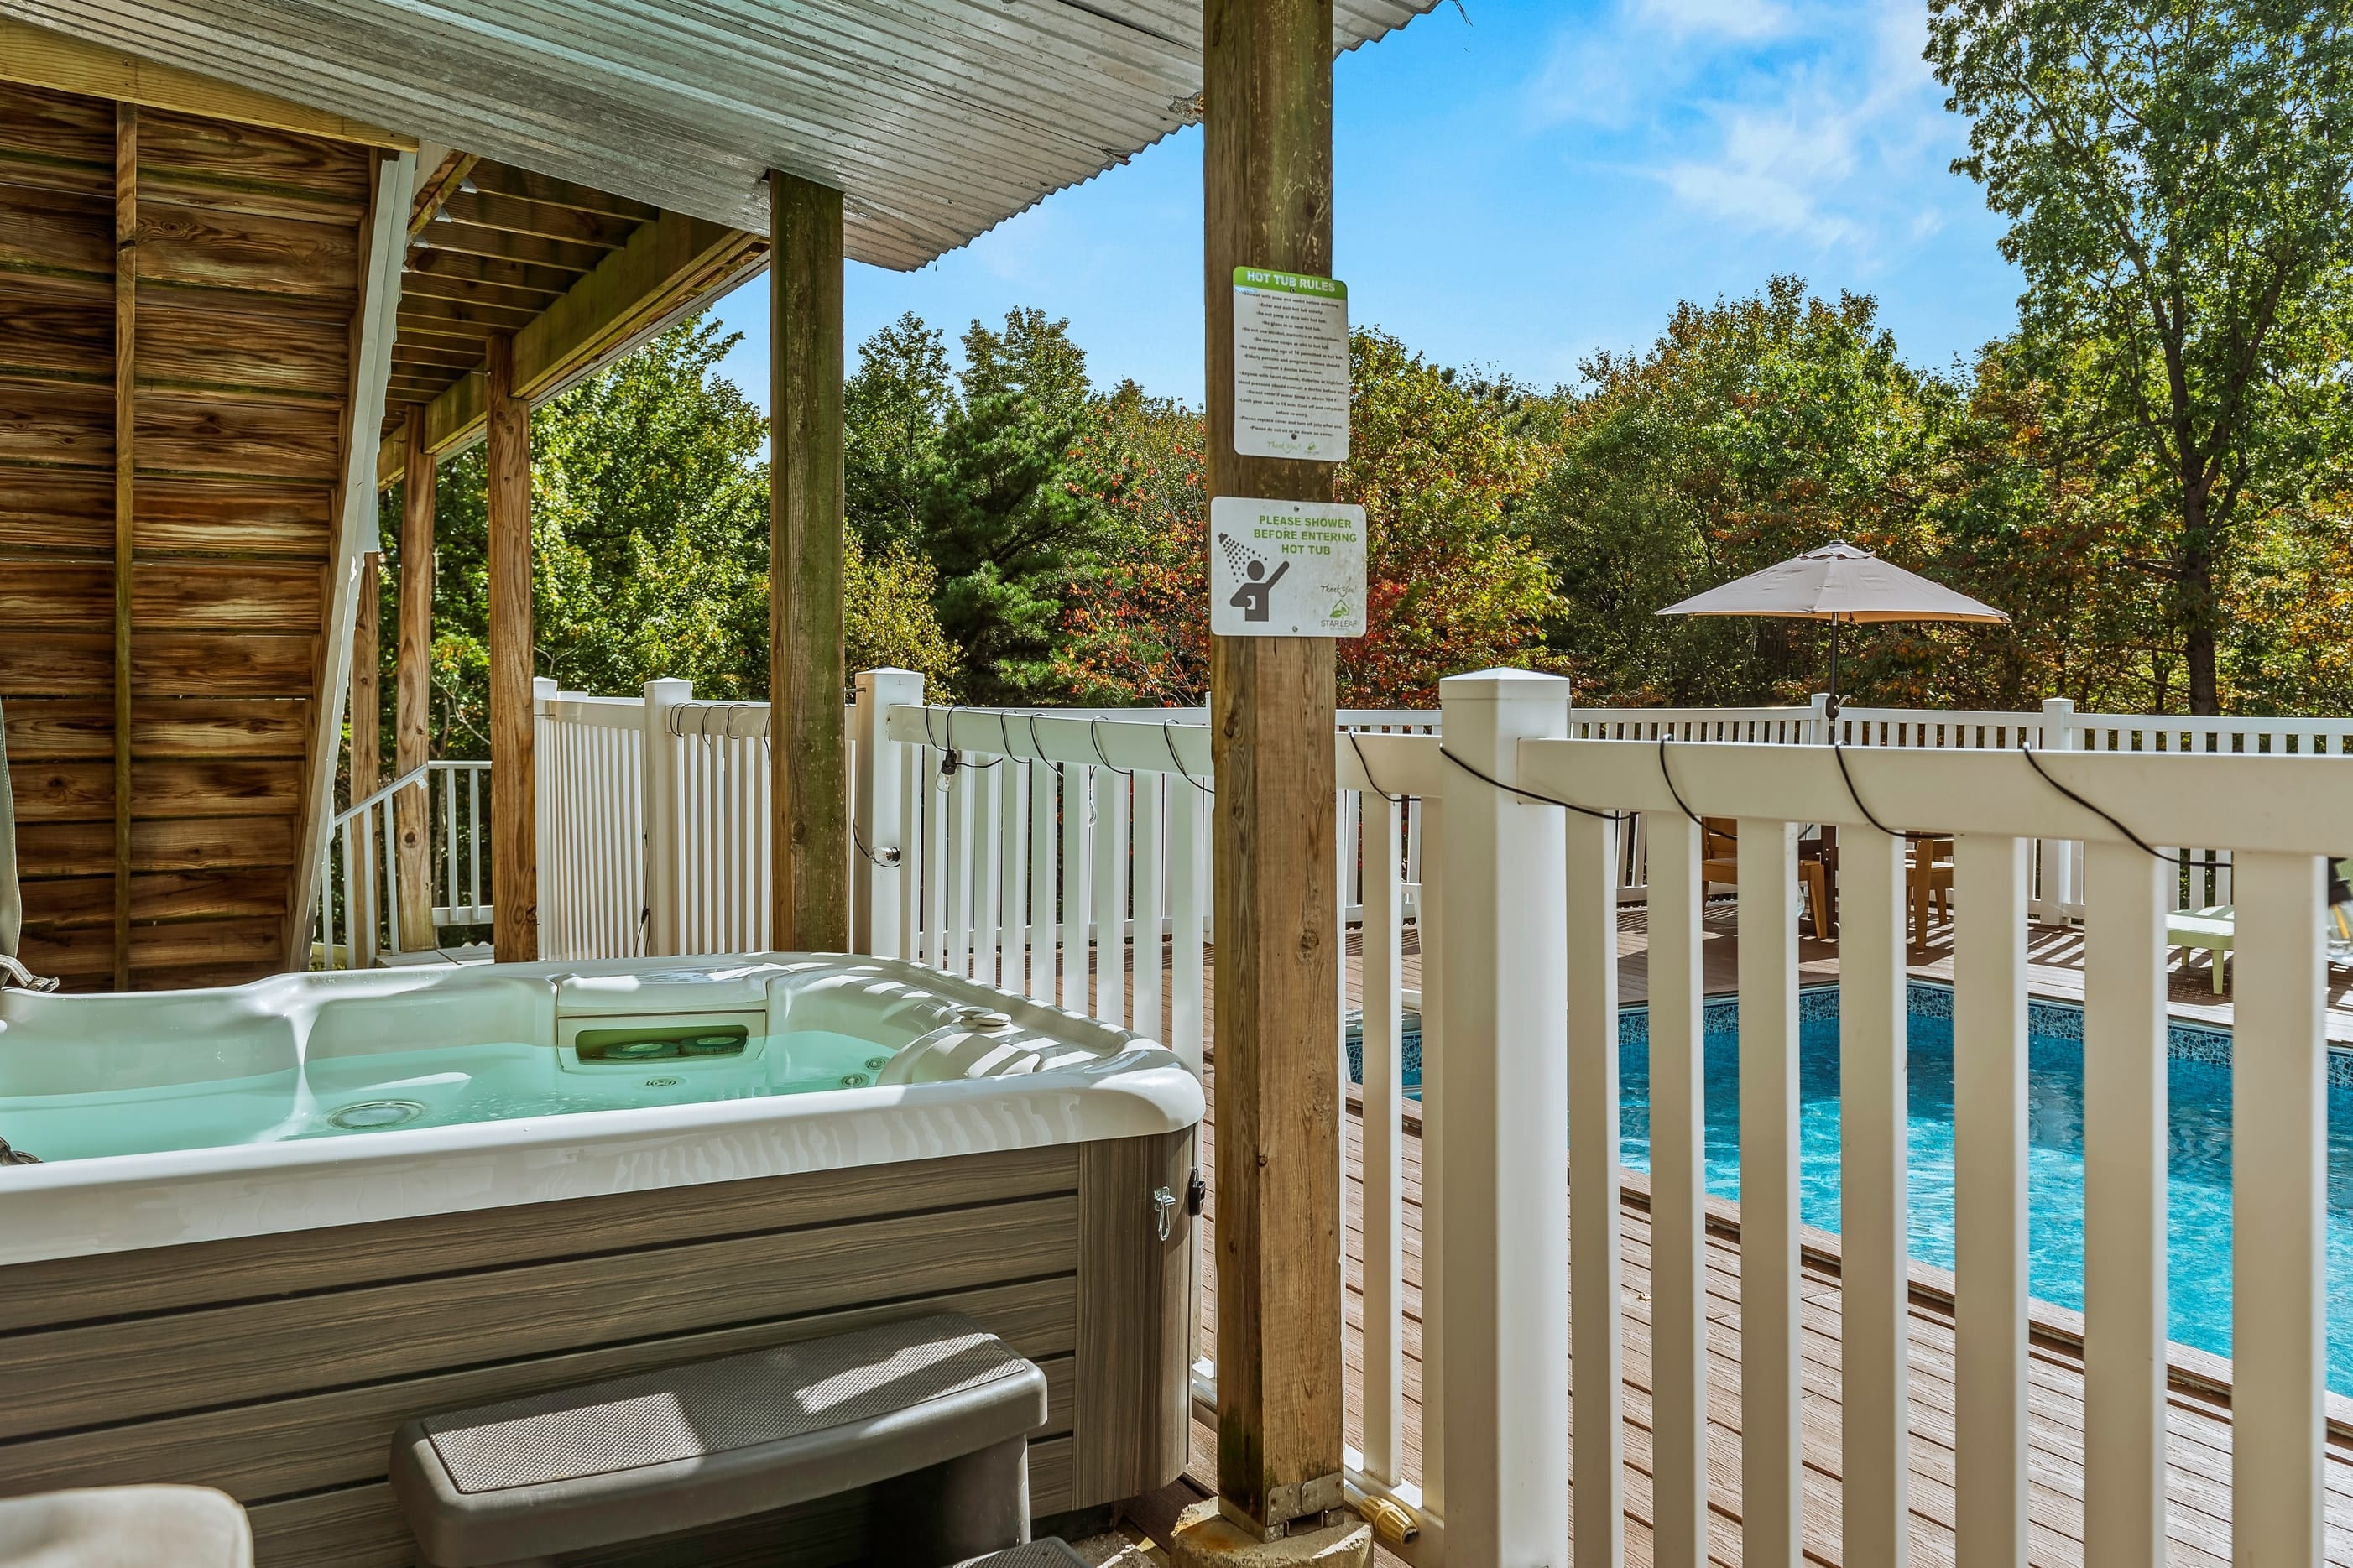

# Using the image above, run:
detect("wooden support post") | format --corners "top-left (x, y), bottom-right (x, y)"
top-left (485, 336), bottom-right (537, 961)
top-left (352, 554), bottom-right (381, 798)
top-left (111, 102), bottom-right (135, 991)
top-left (1203, 0), bottom-right (1344, 1537)
top-left (768, 171), bottom-right (848, 953)
top-left (394, 408), bottom-right (437, 949)
top-left (352, 550), bottom-right (382, 965)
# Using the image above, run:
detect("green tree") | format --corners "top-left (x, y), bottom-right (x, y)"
top-left (1535, 280), bottom-right (1954, 705)
top-left (1335, 331), bottom-right (1565, 706)
top-left (1052, 331), bottom-right (1566, 708)
top-left (1929, 0), bottom-right (2353, 712)
top-left (387, 316), bottom-right (959, 751)
top-left (911, 310), bottom-right (1127, 702)
top-left (844, 311), bottom-right (954, 551)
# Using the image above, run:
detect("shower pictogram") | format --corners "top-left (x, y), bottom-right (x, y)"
top-left (1218, 533), bottom-right (1290, 623)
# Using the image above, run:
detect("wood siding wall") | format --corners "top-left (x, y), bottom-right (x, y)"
top-left (0, 1135), bottom-right (1194, 1565)
top-left (0, 81), bottom-right (374, 990)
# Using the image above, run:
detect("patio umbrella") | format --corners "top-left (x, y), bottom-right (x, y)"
top-left (1656, 541), bottom-right (2007, 720)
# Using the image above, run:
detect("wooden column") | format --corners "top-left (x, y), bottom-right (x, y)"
top-left (352, 554), bottom-right (381, 797)
top-left (351, 550), bottom-right (381, 967)
top-left (768, 171), bottom-right (847, 953)
top-left (394, 409), bottom-right (436, 948)
top-left (485, 336), bottom-right (537, 961)
top-left (1203, 0), bottom-right (1344, 1536)
top-left (111, 102), bottom-right (136, 991)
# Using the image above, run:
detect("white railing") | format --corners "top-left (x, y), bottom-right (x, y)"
top-left (1427, 669), bottom-right (2344, 1565)
top-left (535, 680), bottom-right (648, 961)
top-left (862, 695), bottom-right (1216, 1070)
top-left (430, 760), bottom-right (493, 926)
top-left (312, 758), bottom-right (493, 970)
top-left (858, 691), bottom-right (1443, 1551)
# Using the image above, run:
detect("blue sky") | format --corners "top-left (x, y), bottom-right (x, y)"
top-left (707, 0), bottom-right (2022, 409)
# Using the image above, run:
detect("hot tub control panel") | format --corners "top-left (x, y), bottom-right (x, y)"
top-left (556, 1010), bottom-right (770, 1074)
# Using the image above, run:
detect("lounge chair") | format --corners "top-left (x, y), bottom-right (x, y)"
top-left (2167, 904), bottom-right (2234, 994)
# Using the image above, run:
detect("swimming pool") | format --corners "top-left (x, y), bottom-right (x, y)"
top-left (1348, 986), bottom-right (2353, 1395)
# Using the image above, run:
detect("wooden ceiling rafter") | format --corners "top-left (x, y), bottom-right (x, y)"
top-left (439, 190), bottom-right (639, 250)
top-left (411, 220), bottom-right (610, 276)
top-left (462, 162), bottom-right (658, 223)
top-left (378, 155), bottom-right (770, 471)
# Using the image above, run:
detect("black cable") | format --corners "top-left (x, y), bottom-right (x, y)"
top-left (1437, 745), bottom-right (1624, 822)
top-left (1087, 716), bottom-right (1135, 779)
top-left (1025, 713), bottom-right (1065, 783)
top-left (2018, 741), bottom-right (2188, 866)
top-left (1348, 728), bottom-right (1405, 804)
top-left (1830, 740), bottom-right (1906, 838)
top-left (1655, 735), bottom-right (1703, 826)
top-left (1160, 719), bottom-right (1212, 795)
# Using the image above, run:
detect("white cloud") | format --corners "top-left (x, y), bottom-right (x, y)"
top-left (1530, 0), bottom-right (1975, 257)
top-left (1634, 0), bottom-right (1792, 40)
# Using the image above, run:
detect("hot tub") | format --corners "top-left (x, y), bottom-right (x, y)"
top-left (0, 955), bottom-right (1203, 1565)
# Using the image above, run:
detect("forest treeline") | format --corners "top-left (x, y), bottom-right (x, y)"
top-left (380, 0), bottom-right (2353, 757)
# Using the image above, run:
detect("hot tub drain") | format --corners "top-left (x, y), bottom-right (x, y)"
top-left (326, 1099), bottom-right (426, 1131)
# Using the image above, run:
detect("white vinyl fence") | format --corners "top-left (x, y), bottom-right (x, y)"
top-left (322, 675), bottom-right (2353, 975)
top-left (311, 667), bottom-right (2353, 1563)
top-left (869, 691), bottom-right (1439, 1545)
top-left (1418, 670), bottom-right (2347, 1566)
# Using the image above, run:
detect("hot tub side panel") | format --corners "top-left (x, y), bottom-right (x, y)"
top-left (0, 1136), bottom-right (1193, 1565)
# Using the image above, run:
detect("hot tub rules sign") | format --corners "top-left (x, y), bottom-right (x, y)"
top-left (1217, 268), bottom-right (1363, 638)
top-left (1232, 267), bottom-right (1349, 461)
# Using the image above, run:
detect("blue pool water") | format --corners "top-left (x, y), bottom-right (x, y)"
top-left (1348, 989), bottom-right (2353, 1394)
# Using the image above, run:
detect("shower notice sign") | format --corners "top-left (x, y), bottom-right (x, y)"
top-left (1209, 496), bottom-right (1366, 638)
top-left (1232, 267), bottom-right (1349, 461)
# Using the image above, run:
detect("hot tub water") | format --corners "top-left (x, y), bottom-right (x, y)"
top-left (0, 1029), bottom-right (894, 1164)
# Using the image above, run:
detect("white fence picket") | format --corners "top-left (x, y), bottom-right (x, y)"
top-left (2231, 851), bottom-right (2329, 1566)
top-left (1644, 812), bottom-right (1709, 1568)
top-left (1839, 826), bottom-right (1911, 1567)
top-left (1954, 834), bottom-right (2029, 1568)
top-left (2081, 840), bottom-right (2168, 1566)
top-left (1737, 816), bottom-right (1803, 1568)
top-left (1565, 806), bottom-right (1623, 1568)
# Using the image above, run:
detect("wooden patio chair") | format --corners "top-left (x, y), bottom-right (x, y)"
top-left (1699, 817), bottom-right (1838, 939)
top-left (1907, 834), bottom-right (1954, 941)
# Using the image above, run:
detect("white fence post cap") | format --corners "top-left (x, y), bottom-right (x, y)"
top-left (1438, 667), bottom-right (1573, 704)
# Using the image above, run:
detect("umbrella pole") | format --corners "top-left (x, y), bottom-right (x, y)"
top-left (1827, 612), bottom-right (1841, 726)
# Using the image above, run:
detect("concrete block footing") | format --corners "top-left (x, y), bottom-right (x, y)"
top-left (1167, 1500), bottom-right (1371, 1568)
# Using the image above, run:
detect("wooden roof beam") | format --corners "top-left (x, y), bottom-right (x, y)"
top-left (402, 248), bottom-right (579, 303)
top-left (411, 221), bottom-right (610, 275)
top-left (0, 18), bottom-right (415, 150)
top-left (464, 163), bottom-right (660, 223)
top-left (377, 208), bottom-right (761, 483)
top-left (439, 190), bottom-right (640, 249)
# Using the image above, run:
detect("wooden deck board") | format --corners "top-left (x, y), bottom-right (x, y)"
top-left (1137, 909), bottom-right (2353, 1563)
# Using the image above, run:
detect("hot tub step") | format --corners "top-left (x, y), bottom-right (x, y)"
top-left (390, 1310), bottom-right (1049, 1567)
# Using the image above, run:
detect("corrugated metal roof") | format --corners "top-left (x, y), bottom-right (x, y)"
top-left (16, 1), bottom-right (1441, 271)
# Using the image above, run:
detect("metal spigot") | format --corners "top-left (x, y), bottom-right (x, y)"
top-left (0, 954), bottom-right (56, 992)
